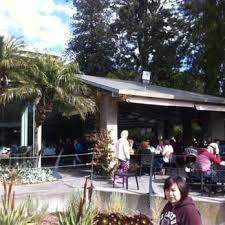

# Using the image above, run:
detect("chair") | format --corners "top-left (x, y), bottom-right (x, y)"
top-left (186, 163), bottom-right (225, 196)
top-left (113, 170), bottom-right (139, 190)
top-left (113, 160), bottom-right (139, 190)
top-left (139, 149), bottom-right (154, 177)
top-left (165, 155), bottom-right (179, 175)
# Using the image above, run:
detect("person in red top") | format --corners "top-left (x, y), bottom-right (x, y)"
top-left (160, 176), bottom-right (202, 225)
top-left (196, 144), bottom-right (225, 178)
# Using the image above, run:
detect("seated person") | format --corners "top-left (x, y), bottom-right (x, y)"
top-left (154, 139), bottom-right (174, 174)
top-left (161, 139), bottom-right (174, 164)
top-left (208, 140), bottom-right (220, 157)
top-left (140, 139), bottom-right (156, 153)
top-left (196, 144), bottom-right (225, 178)
top-left (128, 139), bottom-right (135, 155)
top-left (10, 144), bottom-right (18, 154)
top-left (155, 139), bottom-right (164, 155)
top-left (42, 144), bottom-right (56, 156)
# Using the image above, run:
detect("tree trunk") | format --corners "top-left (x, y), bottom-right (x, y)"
top-left (33, 124), bottom-right (42, 168)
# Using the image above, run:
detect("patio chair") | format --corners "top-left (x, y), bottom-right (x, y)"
top-left (139, 149), bottom-right (155, 177)
top-left (113, 170), bottom-right (139, 190)
top-left (113, 160), bottom-right (139, 190)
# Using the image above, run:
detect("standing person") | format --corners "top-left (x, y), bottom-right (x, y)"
top-left (115, 130), bottom-right (130, 174)
top-left (160, 176), bottom-right (202, 225)
top-left (73, 138), bottom-right (83, 164)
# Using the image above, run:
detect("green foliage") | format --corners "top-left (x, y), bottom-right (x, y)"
top-left (168, 72), bottom-right (204, 93)
top-left (67, 0), bottom-right (115, 77)
top-left (24, 196), bottom-right (49, 224)
top-left (89, 130), bottom-right (115, 178)
top-left (107, 70), bottom-right (138, 81)
top-left (0, 177), bottom-right (30, 225)
top-left (111, 0), bottom-right (187, 83)
top-left (105, 192), bottom-right (126, 214)
top-left (0, 162), bottom-right (56, 184)
top-left (0, 35), bottom-right (26, 88)
top-left (150, 196), bottom-right (164, 224)
top-left (58, 177), bottom-right (98, 225)
top-left (180, 0), bottom-right (225, 95)
top-left (0, 50), bottom-right (96, 126)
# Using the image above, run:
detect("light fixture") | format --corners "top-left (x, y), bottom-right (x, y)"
top-left (142, 71), bottom-right (151, 89)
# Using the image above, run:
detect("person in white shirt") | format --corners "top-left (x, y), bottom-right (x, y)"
top-left (155, 139), bottom-right (164, 155)
top-left (162, 139), bottom-right (174, 163)
top-left (115, 130), bottom-right (130, 173)
top-left (154, 139), bottom-right (174, 175)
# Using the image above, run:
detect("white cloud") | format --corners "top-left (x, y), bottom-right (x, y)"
top-left (0, 0), bottom-right (74, 55)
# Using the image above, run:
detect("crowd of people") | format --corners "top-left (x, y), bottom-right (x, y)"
top-left (114, 130), bottom-right (225, 185)
top-left (40, 137), bottom-right (93, 166)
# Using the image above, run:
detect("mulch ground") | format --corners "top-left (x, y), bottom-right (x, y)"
top-left (38, 212), bottom-right (60, 225)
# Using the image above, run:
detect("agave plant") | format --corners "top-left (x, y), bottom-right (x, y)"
top-left (58, 177), bottom-right (98, 225)
top-left (0, 177), bottom-right (30, 225)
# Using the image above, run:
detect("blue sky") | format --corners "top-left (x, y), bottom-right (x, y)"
top-left (0, 0), bottom-right (74, 56)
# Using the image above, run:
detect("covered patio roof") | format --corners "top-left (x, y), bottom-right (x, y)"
top-left (80, 75), bottom-right (225, 112)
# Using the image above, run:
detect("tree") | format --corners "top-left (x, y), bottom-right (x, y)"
top-left (111, 0), bottom-right (187, 85)
top-left (67, 0), bottom-right (116, 77)
top-left (180, 0), bottom-right (225, 96)
top-left (0, 35), bottom-right (26, 87)
top-left (0, 52), bottom-right (96, 158)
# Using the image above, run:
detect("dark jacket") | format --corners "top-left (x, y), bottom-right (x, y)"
top-left (160, 196), bottom-right (202, 225)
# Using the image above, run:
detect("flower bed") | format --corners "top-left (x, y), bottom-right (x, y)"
top-left (0, 177), bottom-right (154, 225)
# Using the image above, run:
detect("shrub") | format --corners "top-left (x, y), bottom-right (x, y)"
top-left (0, 162), bottom-right (56, 184)
top-left (89, 130), bottom-right (116, 178)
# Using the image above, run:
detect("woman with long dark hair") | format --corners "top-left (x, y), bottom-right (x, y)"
top-left (160, 176), bottom-right (202, 225)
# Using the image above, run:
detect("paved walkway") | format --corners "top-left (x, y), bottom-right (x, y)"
top-left (3, 167), bottom-right (224, 205)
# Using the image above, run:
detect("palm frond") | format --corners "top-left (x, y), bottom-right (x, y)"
top-left (0, 86), bottom-right (39, 105)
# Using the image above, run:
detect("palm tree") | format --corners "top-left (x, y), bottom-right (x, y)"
top-left (0, 53), bottom-right (96, 160)
top-left (0, 35), bottom-right (26, 87)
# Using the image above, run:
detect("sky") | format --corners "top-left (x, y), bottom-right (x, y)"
top-left (0, 0), bottom-right (74, 56)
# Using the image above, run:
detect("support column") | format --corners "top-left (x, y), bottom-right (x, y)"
top-left (37, 125), bottom-right (42, 168)
top-left (99, 94), bottom-right (118, 150)
top-left (182, 110), bottom-right (192, 147)
top-left (209, 112), bottom-right (225, 140)
top-left (20, 107), bottom-right (28, 146)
